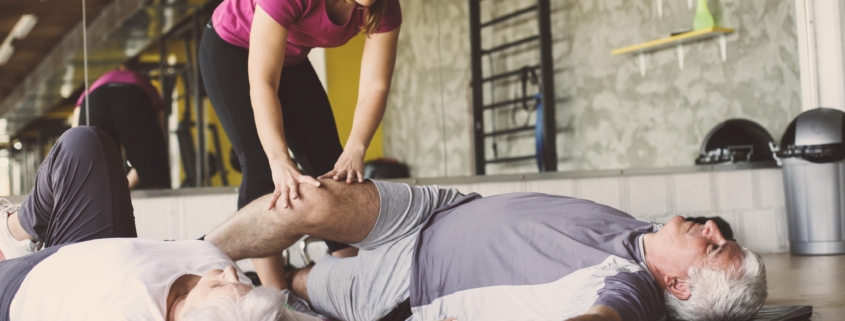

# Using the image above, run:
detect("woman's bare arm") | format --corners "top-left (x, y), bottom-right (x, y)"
top-left (319, 27), bottom-right (400, 183)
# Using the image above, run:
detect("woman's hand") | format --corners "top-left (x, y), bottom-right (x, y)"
top-left (268, 157), bottom-right (321, 210)
top-left (319, 146), bottom-right (366, 184)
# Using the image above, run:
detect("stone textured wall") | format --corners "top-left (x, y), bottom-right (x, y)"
top-left (383, 0), bottom-right (801, 178)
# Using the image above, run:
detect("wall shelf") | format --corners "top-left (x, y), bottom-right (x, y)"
top-left (611, 27), bottom-right (735, 77)
top-left (612, 27), bottom-right (735, 55)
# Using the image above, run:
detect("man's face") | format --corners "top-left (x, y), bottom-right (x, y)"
top-left (655, 216), bottom-right (744, 274)
top-left (179, 266), bottom-right (254, 318)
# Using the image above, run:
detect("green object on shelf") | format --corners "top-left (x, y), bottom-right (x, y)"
top-left (693, 0), bottom-right (716, 31)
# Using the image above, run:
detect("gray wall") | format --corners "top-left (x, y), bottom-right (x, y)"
top-left (383, 0), bottom-right (801, 178)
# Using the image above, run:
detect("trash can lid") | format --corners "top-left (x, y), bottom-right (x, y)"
top-left (776, 108), bottom-right (845, 162)
top-left (696, 119), bottom-right (776, 165)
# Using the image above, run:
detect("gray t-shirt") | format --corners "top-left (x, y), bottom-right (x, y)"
top-left (410, 193), bottom-right (667, 321)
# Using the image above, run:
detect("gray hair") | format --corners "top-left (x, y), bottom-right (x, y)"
top-left (664, 248), bottom-right (768, 321)
top-left (183, 286), bottom-right (288, 321)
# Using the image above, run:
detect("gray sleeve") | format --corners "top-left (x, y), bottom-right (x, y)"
top-left (594, 271), bottom-right (666, 321)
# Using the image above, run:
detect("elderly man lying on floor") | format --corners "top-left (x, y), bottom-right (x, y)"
top-left (0, 127), bottom-right (318, 321)
top-left (206, 178), bottom-right (768, 321)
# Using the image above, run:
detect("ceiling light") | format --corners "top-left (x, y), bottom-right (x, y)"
top-left (0, 44), bottom-right (13, 65)
top-left (0, 15), bottom-right (36, 66)
top-left (11, 15), bottom-right (38, 40)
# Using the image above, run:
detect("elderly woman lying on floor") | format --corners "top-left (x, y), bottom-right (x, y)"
top-left (205, 173), bottom-right (769, 321)
top-left (0, 127), bottom-right (319, 321)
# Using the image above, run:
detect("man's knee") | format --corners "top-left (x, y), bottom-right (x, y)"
top-left (55, 127), bottom-right (117, 159)
top-left (267, 180), bottom-right (378, 236)
top-left (267, 182), bottom-right (339, 230)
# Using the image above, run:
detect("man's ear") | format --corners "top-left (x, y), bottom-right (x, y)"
top-left (664, 276), bottom-right (691, 300)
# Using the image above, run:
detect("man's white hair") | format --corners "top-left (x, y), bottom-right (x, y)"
top-left (183, 286), bottom-right (288, 321)
top-left (664, 247), bottom-right (768, 321)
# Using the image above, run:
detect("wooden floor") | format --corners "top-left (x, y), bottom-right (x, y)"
top-left (761, 252), bottom-right (845, 320)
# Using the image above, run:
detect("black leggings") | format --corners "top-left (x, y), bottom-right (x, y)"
top-left (78, 85), bottom-right (171, 189)
top-left (199, 24), bottom-right (348, 253)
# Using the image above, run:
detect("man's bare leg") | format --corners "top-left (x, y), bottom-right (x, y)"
top-left (205, 179), bottom-right (380, 261)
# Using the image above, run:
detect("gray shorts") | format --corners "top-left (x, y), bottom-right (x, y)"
top-left (307, 180), bottom-right (463, 321)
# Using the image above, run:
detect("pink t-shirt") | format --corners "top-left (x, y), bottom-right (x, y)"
top-left (75, 70), bottom-right (166, 113)
top-left (211, 0), bottom-right (402, 66)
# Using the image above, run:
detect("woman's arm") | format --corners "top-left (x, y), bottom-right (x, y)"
top-left (249, 5), bottom-right (320, 209)
top-left (127, 168), bottom-right (140, 189)
top-left (252, 253), bottom-right (289, 290)
top-left (319, 27), bottom-right (401, 183)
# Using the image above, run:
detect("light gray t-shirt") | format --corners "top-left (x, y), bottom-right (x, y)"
top-left (10, 239), bottom-right (252, 321)
top-left (410, 193), bottom-right (666, 321)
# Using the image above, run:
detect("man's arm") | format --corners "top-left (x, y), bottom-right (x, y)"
top-left (565, 305), bottom-right (622, 321)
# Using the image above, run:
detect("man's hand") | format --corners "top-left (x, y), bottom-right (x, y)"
top-left (564, 305), bottom-right (621, 321)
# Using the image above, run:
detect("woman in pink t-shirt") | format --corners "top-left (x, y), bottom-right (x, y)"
top-left (198, 0), bottom-right (401, 269)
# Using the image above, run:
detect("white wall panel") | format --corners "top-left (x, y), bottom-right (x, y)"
top-left (626, 176), bottom-right (670, 219)
top-left (715, 171), bottom-right (755, 212)
top-left (524, 179), bottom-right (576, 197)
top-left (576, 177), bottom-right (623, 210)
top-left (439, 184), bottom-right (474, 195)
top-left (133, 193), bottom-right (238, 241)
top-left (472, 181), bottom-right (524, 196)
top-left (134, 198), bottom-right (180, 241)
top-left (672, 173), bottom-right (714, 214)
top-left (180, 194), bottom-right (239, 240)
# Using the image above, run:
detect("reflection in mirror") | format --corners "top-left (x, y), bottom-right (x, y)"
top-left (383, 0), bottom-right (800, 178)
top-left (0, 0), bottom-right (228, 194)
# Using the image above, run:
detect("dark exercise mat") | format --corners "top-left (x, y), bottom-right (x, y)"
top-left (750, 306), bottom-right (813, 321)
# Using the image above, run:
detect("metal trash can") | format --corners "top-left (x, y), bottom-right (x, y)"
top-left (771, 108), bottom-right (845, 255)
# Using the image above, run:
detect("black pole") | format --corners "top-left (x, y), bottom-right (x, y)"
top-left (537, 0), bottom-right (557, 171)
top-left (469, 0), bottom-right (485, 175)
top-left (189, 13), bottom-right (206, 187)
top-left (158, 35), bottom-right (171, 185)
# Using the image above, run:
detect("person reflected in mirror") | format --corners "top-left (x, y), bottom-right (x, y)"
top-left (73, 62), bottom-right (170, 190)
